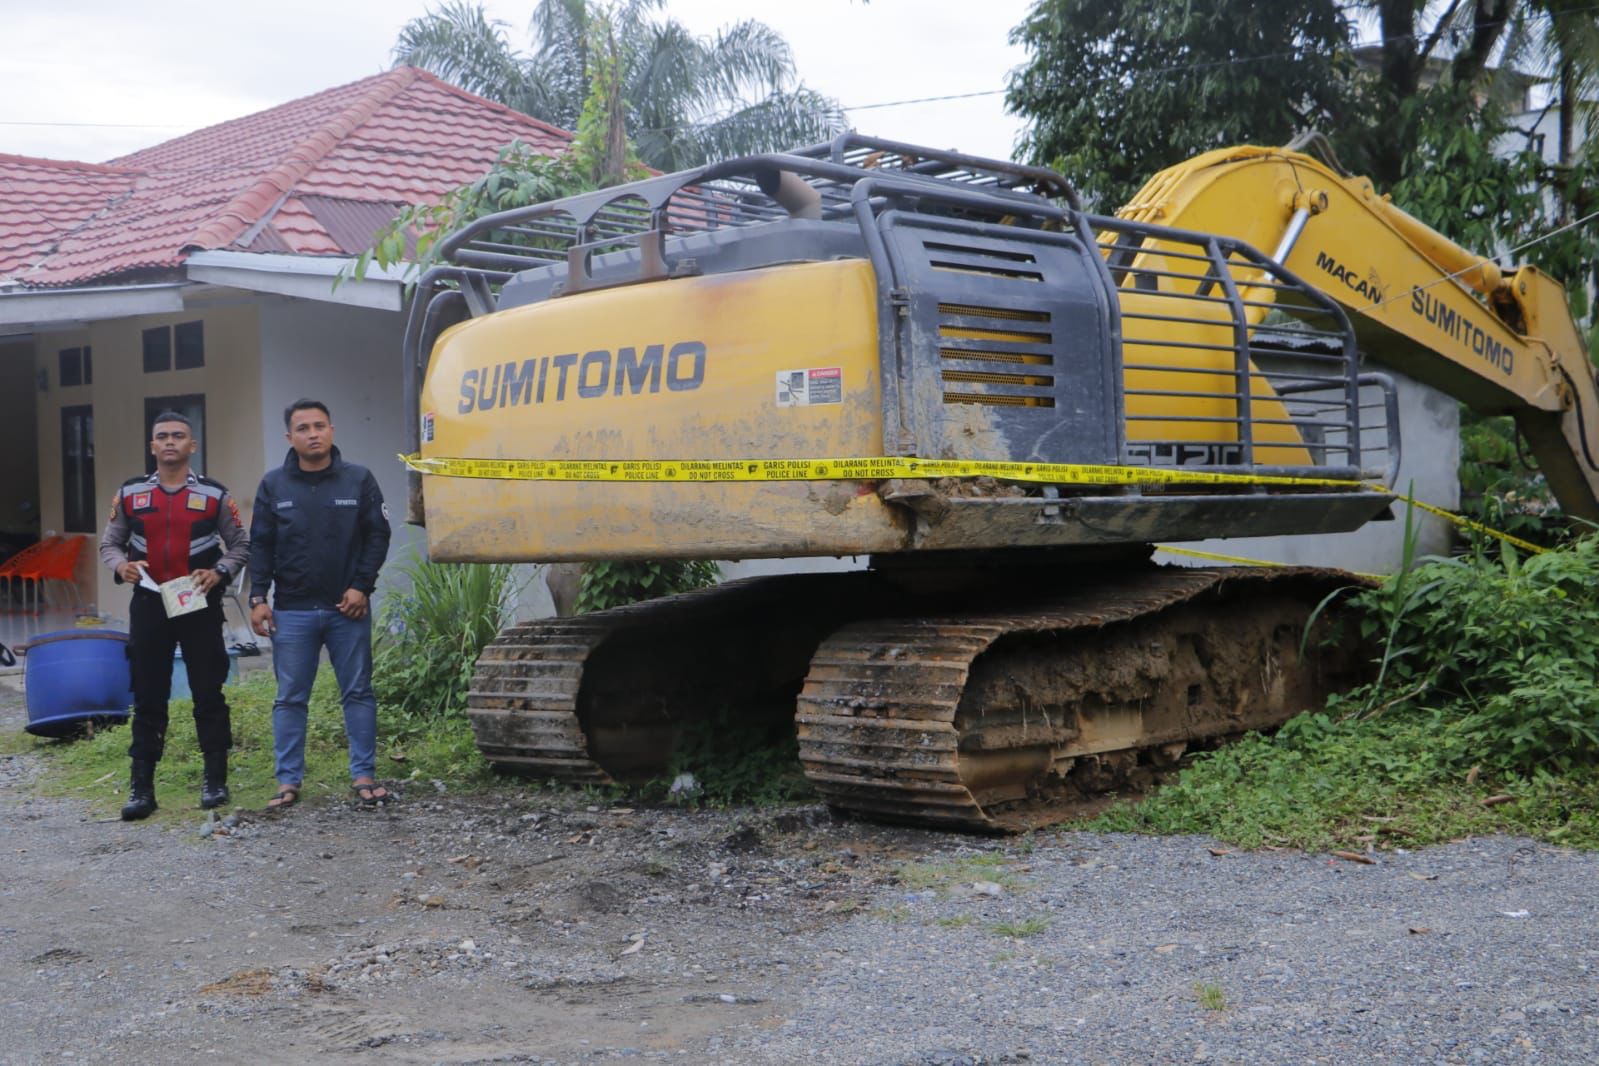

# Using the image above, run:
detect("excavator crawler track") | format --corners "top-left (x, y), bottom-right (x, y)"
top-left (465, 566), bottom-right (1368, 831)
top-left (794, 567), bottom-right (1367, 831)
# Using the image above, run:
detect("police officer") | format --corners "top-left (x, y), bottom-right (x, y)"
top-left (249, 399), bottom-right (392, 810)
top-left (100, 411), bottom-right (250, 820)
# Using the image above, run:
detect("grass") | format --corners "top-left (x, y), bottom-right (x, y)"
top-left (990, 917), bottom-right (1049, 938)
top-left (897, 852), bottom-right (1027, 896)
top-left (1085, 710), bottom-right (1599, 851)
top-left (7, 667), bottom-right (496, 822)
top-left (1195, 982), bottom-right (1228, 1011)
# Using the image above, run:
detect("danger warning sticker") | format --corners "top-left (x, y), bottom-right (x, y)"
top-left (776, 367), bottom-right (842, 408)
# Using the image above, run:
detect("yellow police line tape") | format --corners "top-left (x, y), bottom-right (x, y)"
top-left (398, 453), bottom-right (1545, 556)
top-left (1154, 544), bottom-right (1383, 581)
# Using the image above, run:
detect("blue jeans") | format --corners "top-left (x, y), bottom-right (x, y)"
top-left (271, 608), bottom-right (378, 785)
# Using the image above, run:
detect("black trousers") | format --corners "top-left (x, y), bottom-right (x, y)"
top-left (126, 591), bottom-right (233, 762)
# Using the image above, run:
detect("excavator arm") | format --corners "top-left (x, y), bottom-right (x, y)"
top-left (1117, 144), bottom-right (1599, 521)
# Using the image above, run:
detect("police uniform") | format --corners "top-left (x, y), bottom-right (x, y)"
top-left (100, 471), bottom-right (250, 771)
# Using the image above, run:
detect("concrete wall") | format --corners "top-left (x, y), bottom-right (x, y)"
top-left (259, 297), bottom-right (424, 602)
top-left (33, 305), bottom-right (264, 614)
top-left (1159, 369), bottom-right (1460, 573)
top-left (0, 340), bottom-right (40, 542)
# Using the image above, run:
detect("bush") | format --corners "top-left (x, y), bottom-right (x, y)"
top-left (373, 554), bottom-right (518, 721)
top-left (1457, 411), bottom-right (1572, 549)
top-left (574, 559), bottom-right (720, 613)
top-left (1340, 535), bottom-right (1599, 774)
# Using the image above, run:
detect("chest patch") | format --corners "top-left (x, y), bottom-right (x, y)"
top-left (333, 498), bottom-right (359, 507)
top-left (186, 493), bottom-right (208, 511)
top-left (275, 500), bottom-right (294, 510)
top-left (131, 492), bottom-right (153, 511)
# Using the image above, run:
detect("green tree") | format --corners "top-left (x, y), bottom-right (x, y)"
top-left (393, 0), bottom-right (846, 170)
top-left (1007, 1), bottom-right (1593, 221)
top-left (1006, 0), bottom-right (1355, 210)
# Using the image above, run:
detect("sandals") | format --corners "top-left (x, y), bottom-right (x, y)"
top-left (351, 781), bottom-right (392, 808)
top-left (265, 785), bottom-right (299, 811)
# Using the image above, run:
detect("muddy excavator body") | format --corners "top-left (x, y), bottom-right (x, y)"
top-left (404, 136), bottom-right (1406, 830)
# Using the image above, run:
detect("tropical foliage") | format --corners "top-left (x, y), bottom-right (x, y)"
top-left (393, 0), bottom-right (846, 170)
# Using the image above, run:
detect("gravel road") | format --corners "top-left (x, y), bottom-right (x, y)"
top-left (1, 678), bottom-right (1596, 1065)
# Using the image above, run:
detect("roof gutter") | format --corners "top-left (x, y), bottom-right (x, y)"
top-left (0, 281), bottom-right (186, 327)
top-left (184, 250), bottom-right (409, 312)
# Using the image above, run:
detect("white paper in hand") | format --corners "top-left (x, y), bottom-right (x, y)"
top-left (159, 575), bottom-right (207, 618)
top-left (137, 568), bottom-right (161, 592)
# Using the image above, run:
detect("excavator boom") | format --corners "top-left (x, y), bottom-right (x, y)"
top-left (1120, 143), bottom-right (1599, 520)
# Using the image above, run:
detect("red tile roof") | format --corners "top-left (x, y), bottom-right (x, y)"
top-left (0, 155), bottom-right (139, 280)
top-left (1, 67), bottom-right (572, 289)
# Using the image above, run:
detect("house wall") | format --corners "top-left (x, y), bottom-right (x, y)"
top-left (0, 339), bottom-right (40, 544)
top-left (34, 305), bottom-right (264, 616)
top-left (259, 297), bottom-right (423, 601)
top-left (1159, 369), bottom-right (1459, 573)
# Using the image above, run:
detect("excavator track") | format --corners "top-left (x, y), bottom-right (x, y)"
top-left (794, 567), bottom-right (1367, 831)
top-left (465, 566), bottom-right (1368, 831)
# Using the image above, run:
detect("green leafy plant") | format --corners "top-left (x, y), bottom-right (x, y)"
top-left (1342, 536), bottom-right (1599, 773)
top-left (1457, 411), bottom-right (1572, 549)
top-left (373, 551), bottom-right (520, 723)
top-left (574, 559), bottom-right (720, 613)
top-left (645, 701), bottom-right (810, 807)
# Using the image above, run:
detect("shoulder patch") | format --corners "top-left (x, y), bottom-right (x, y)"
top-left (108, 490), bottom-right (124, 522)
top-left (227, 496), bottom-right (242, 525)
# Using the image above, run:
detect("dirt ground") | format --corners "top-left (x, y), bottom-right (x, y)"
top-left (7, 676), bottom-right (1599, 1065)
top-left (0, 676), bottom-right (958, 1064)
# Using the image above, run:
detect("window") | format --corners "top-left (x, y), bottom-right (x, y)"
top-left (61, 406), bottom-right (96, 533)
top-left (58, 346), bottom-right (92, 387)
top-left (144, 394), bottom-right (206, 476)
top-left (142, 321), bottom-right (204, 372)
top-left (142, 327), bottom-right (171, 373)
top-left (174, 321), bottom-right (204, 370)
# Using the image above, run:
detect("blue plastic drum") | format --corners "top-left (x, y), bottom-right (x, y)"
top-left (22, 629), bottom-right (134, 738)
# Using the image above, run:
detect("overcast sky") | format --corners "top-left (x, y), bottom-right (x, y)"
top-left (2, 0), bottom-right (1035, 165)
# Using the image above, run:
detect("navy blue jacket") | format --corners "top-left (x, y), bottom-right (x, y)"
top-left (249, 447), bottom-right (391, 610)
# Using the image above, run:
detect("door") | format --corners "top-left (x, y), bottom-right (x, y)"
top-left (61, 405), bottom-right (95, 534)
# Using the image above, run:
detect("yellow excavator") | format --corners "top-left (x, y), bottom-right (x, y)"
top-left (400, 135), bottom-right (1599, 831)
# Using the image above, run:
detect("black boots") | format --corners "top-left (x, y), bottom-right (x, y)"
top-left (121, 759), bottom-right (158, 821)
top-left (200, 751), bottom-right (230, 810)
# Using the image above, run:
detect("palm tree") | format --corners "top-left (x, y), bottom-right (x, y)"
top-left (393, 0), bottom-right (847, 170)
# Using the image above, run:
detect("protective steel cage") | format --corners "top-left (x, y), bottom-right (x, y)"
top-left (402, 135), bottom-right (1398, 502)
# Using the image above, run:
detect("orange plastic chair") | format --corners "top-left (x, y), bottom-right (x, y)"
top-left (16, 535), bottom-right (85, 613)
top-left (0, 536), bottom-right (63, 611)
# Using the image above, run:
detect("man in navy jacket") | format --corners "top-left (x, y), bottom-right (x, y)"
top-left (249, 399), bottom-right (392, 809)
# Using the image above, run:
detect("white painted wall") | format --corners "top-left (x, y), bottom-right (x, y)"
top-left (258, 297), bottom-right (425, 603)
top-left (1159, 368), bottom-right (1459, 573)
